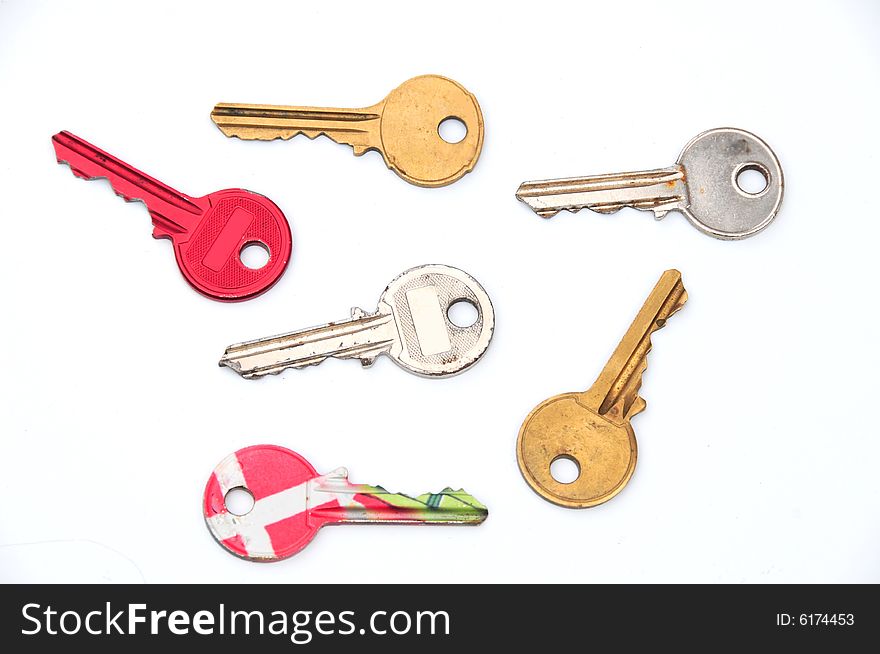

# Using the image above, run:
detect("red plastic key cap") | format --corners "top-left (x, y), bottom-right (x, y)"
top-left (52, 131), bottom-right (292, 301)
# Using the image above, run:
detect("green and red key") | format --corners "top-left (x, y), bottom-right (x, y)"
top-left (52, 131), bottom-right (292, 301)
top-left (204, 445), bottom-right (488, 561)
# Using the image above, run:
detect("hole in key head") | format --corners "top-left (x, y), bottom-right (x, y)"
top-left (447, 299), bottom-right (479, 328)
top-left (438, 117), bottom-right (467, 144)
top-left (734, 163), bottom-right (769, 196)
top-left (550, 455), bottom-right (580, 484)
top-left (240, 241), bottom-right (270, 269)
top-left (224, 487), bottom-right (255, 515)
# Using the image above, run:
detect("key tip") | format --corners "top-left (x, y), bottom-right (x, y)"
top-left (515, 189), bottom-right (561, 219)
top-left (514, 184), bottom-right (541, 208)
top-left (217, 353), bottom-right (239, 371)
top-left (660, 269), bottom-right (684, 287)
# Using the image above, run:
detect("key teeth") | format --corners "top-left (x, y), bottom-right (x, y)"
top-left (394, 488), bottom-right (489, 516)
top-left (66, 165), bottom-right (91, 180)
top-left (620, 358), bottom-right (649, 421)
top-left (436, 489), bottom-right (489, 514)
top-left (213, 124), bottom-right (289, 141)
top-left (525, 202), bottom-right (585, 220)
top-left (671, 289), bottom-right (688, 317)
top-left (603, 274), bottom-right (687, 421)
top-left (516, 183), bottom-right (593, 219)
top-left (215, 123), bottom-right (371, 157)
top-left (316, 483), bottom-right (489, 520)
top-left (516, 191), bottom-right (562, 219)
top-left (218, 345), bottom-right (334, 378)
top-left (625, 396), bottom-right (648, 421)
top-left (56, 159), bottom-right (168, 229)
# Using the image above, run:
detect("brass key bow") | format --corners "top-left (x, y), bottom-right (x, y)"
top-left (517, 270), bottom-right (687, 508)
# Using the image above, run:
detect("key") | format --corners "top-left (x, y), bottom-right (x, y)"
top-left (204, 445), bottom-right (488, 561)
top-left (517, 270), bottom-right (687, 508)
top-left (210, 75), bottom-right (484, 188)
top-left (52, 131), bottom-right (292, 301)
top-left (516, 128), bottom-right (784, 239)
top-left (219, 264), bottom-right (494, 378)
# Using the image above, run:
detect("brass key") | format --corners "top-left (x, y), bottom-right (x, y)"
top-left (517, 270), bottom-right (687, 508)
top-left (211, 75), bottom-right (483, 188)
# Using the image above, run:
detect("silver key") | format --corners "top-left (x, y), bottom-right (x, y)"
top-left (220, 264), bottom-right (495, 378)
top-left (516, 127), bottom-right (784, 240)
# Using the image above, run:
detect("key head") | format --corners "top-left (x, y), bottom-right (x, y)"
top-left (677, 127), bottom-right (783, 239)
top-left (204, 445), bottom-right (329, 561)
top-left (165, 189), bottom-right (292, 301)
top-left (378, 75), bottom-right (484, 187)
top-left (378, 264), bottom-right (494, 377)
top-left (517, 393), bottom-right (637, 508)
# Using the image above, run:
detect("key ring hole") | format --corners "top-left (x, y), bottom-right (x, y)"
top-left (447, 298), bottom-right (479, 328)
top-left (438, 117), bottom-right (467, 144)
top-left (240, 241), bottom-right (270, 269)
top-left (550, 455), bottom-right (581, 484)
top-left (733, 163), bottom-right (770, 197)
top-left (224, 487), bottom-right (255, 516)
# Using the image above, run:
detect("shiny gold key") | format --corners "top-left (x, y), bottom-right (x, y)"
top-left (210, 75), bottom-right (483, 188)
top-left (517, 270), bottom-right (687, 508)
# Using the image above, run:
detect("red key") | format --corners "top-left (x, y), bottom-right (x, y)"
top-left (52, 131), bottom-right (292, 301)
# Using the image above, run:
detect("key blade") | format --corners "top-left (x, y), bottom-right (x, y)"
top-left (51, 131), bottom-right (202, 235)
top-left (516, 166), bottom-right (688, 220)
top-left (219, 309), bottom-right (397, 378)
top-left (580, 270), bottom-right (687, 422)
top-left (210, 103), bottom-right (382, 156)
top-left (310, 468), bottom-right (488, 525)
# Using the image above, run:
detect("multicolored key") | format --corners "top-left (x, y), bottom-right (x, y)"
top-left (204, 445), bottom-right (488, 561)
top-left (52, 131), bottom-right (292, 301)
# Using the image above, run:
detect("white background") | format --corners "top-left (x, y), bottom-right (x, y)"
top-left (0, 0), bottom-right (878, 583)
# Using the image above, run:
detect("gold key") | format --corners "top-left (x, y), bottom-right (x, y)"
top-left (210, 75), bottom-right (484, 188)
top-left (517, 270), bottom-right (687, 508)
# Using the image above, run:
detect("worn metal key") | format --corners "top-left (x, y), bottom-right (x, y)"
top-left (211, 75), bottom-right (483, 187)
top-left (52, 131), bottom-right (292, 301)
top-left (516, 128), bottom-right (783, 239)
top-left (517, 270), bottom-right (687, 508)
top-left (204, 445), bottom-right (488, 561)
top-left (220, 264), bottom-right (494, 378)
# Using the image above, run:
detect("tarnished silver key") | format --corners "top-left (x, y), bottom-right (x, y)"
top-left (516, 127), bottom-right (784, 240)
top-left (220, 265), bottom-right (494, 378)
